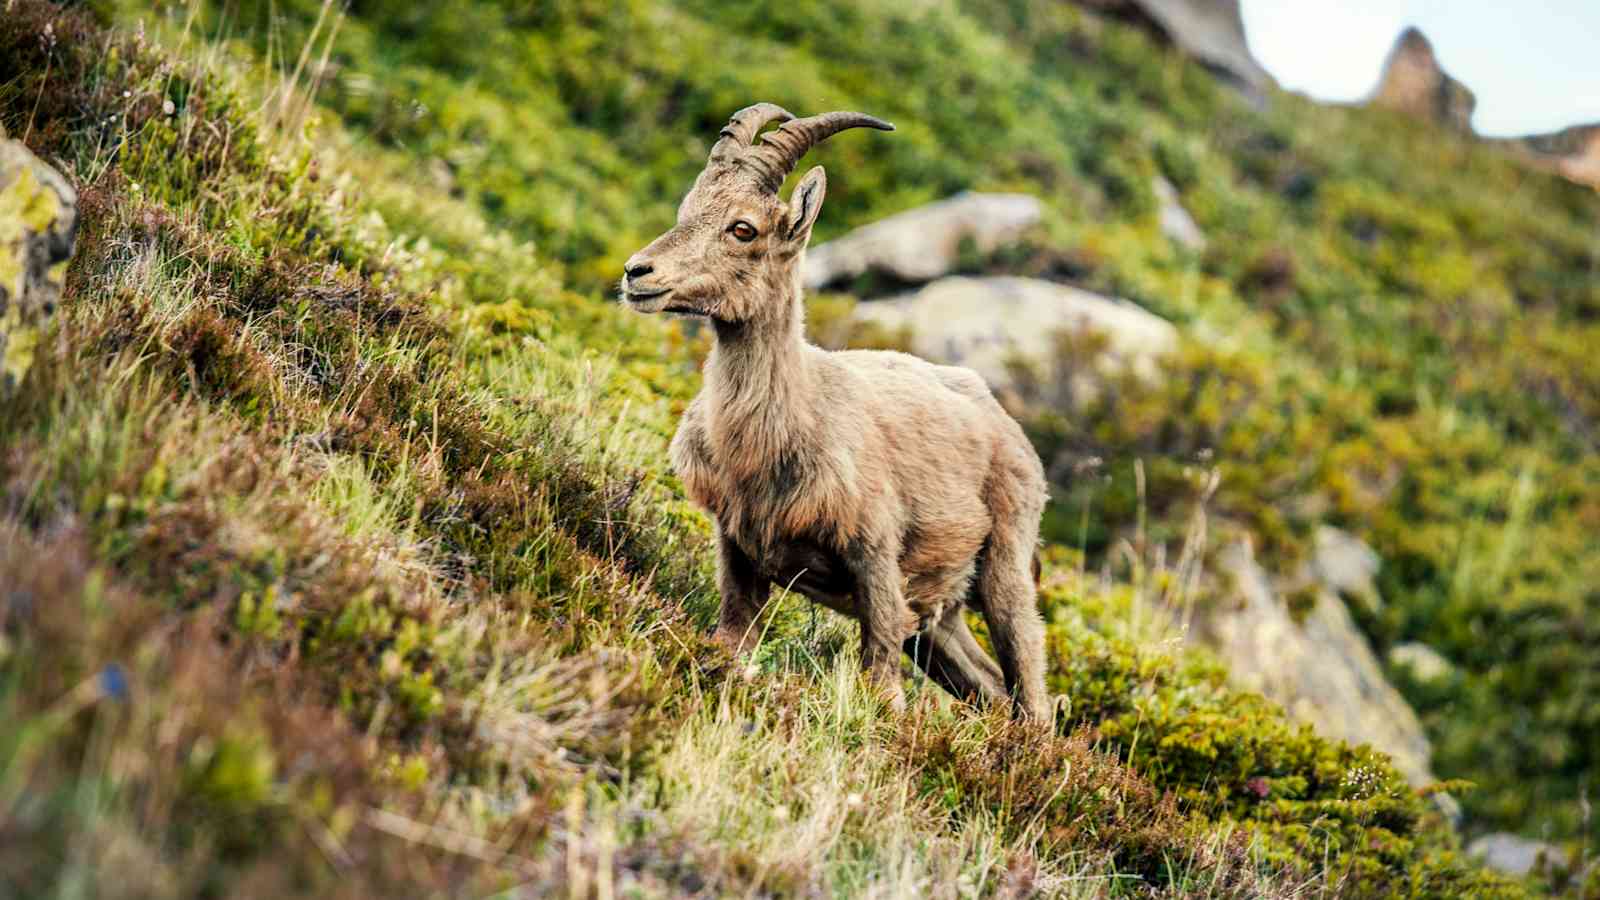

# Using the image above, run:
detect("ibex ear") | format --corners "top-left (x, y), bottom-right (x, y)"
top-left (783, 166), bottom-right (827, 244)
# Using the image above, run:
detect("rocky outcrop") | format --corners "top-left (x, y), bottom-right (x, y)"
top-left (1076, 0), bottom-right (1274, 93)
top-left (1368, 27), bottom-right (1475, 133)
top-left (850, 275), bottom-right (1177, 402)
top-left (803, 193), bottom-right (1042, 292)
top-left (1500, 123), bottom-right (1600, 189)
top-left (1364, 28), bottom-right (1600, 191)
top-left (1, 136), bottom-right (77, 390)
top-left (1202, 536), bottom-right (1439, 792)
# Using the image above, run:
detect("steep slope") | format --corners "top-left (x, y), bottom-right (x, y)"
top-left (0, 0), bottom-right (1587, 896)
top-left (179, 0), bottom-right (1600, 851)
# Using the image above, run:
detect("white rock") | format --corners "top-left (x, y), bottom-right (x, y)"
top-left (803, 192), bottom-right (1042, 291)
top-left (1154, 176), bottom-right (1207, 251)
top-left (1310, 525), bottom-right (1383, 611)
top-left (1468, 833), bottom-right (1567, 877)
top-left (851, 276), bottom-right (1176, 402)
top-left (1389, 642), bottom-right (1454, 683)
top-left (1204, 541), bottom-right (1438, 791)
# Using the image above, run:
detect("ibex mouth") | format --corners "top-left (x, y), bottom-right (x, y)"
top-left (624, 287), bottom-right (671, 303)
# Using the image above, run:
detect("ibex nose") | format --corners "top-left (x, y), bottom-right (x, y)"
top-left (625, 260), bottom-right (654, 280)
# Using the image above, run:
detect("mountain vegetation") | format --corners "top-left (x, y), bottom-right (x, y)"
top-left (1, 0), bottom-right (1594, 895)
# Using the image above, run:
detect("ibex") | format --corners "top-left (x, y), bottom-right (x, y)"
top-left (622, 104), bottom-right (1052, 720)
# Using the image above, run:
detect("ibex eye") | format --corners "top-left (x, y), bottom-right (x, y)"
top-left (729, 221), bottom-right (758, 242)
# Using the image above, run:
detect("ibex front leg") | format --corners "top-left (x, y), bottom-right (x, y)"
top-left (850, 543), bottom-right (915, 711)
top-left (713, 527), bottom-right (771, 656)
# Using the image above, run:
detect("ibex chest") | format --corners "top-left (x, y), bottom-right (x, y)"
top-left (688, 454), bottom-right (855, 563)
top-left (670, 406), bottom-right (864, 599)
top-left (698, 469), bottom-right (862, 615)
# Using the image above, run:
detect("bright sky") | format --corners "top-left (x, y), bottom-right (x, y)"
top-left (1239, 0), bottom-right (1600, 137)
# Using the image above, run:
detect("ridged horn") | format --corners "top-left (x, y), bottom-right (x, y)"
top-left (744, 110), bottom-right (895, 191)
top-left (709, 103), bottom-right (795, 165)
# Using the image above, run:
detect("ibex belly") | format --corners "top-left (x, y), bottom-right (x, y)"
top-left (741, 525), bottom-right (985, 632)
top-left (900, 527), bottom-right (985, 630)
top-left (757, 538), bottom-right (859, 617)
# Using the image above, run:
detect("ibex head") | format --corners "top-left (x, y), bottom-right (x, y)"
top-left (621, 103), bottom-right (893, 323)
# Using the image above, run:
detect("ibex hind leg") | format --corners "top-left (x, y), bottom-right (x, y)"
top-left (903, 605), bottom-right (1006, 707)
top-left (975, 488), bottom-right (1052, 721)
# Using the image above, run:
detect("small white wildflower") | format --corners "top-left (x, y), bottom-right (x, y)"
top-left (846, 792), bottom-right (863, 808)
top-left (741, 663), bottom-right (759, 681)
top-left (772, 805), bottom-right (789, 821)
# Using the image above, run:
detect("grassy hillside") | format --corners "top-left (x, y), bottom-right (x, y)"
top-left (173, 0), bottom-right (1599, 848)
top-left (0, 0), bottom-right (1590, 896)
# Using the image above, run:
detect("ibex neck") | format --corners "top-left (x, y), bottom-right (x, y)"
top-left (703, 289), bottom-right (813, 464)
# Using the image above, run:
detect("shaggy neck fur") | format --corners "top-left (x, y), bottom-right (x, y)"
top-left (704, 270), bottom-right (814, 481)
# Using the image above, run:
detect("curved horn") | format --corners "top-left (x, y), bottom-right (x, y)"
top-left (709, 103), bottom-right (795, 164)
top-left (745, 111), bottom-right (895, 191)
